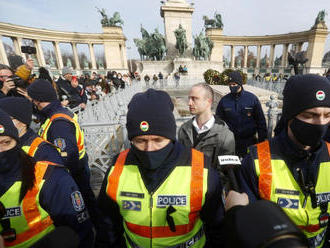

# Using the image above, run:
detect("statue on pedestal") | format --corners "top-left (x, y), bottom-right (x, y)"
top-left (83, 59), bottom-right (89, 69)
top-left (315, 10), bottom-right (327, 25)
top-left (193, 32), bottom-right (213, 60)
top-left (109, 12), bottom-right (124, 27)
top-left (66, 58), bottom-right (72, 68)
top-left (288, 50), bottom-right (308, 75)
top-left (203, 12), bottom-right (223, 29)
top-left (174, 24), bottom-right (188, 56)
top-left (96, 7), bottom-right (124, 27)
top-left (134, 25), bottom-right (166, 60)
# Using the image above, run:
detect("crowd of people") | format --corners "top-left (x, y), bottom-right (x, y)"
top-left (1, 55), bottom-right (330, 248)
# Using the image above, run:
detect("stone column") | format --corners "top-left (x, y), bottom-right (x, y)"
top-left (243, 45), bottom-right (248, 68)
top-left (12, 37), bottom-right (23, 57)
top-left (0, 36), bottom-right (9, 65)
top-left (71, 42), bottom-right (80, 70)
top-left (269, 44), bottom-right (275, 67)
top-left (281, 44), bottom-right (289, 68)
top-left (53, 41), bottom-right (64, 69)
top-left (34, 39), bottom-right (46, 67)
top-left (256, 45), bottom-right (261, 68)
top-left (88, 43), bottom-right (97, 69)
top-left (230, 45), bottom-right (235, 68)
top-left (297, 42), bottom-right (303, 52)
top-left (121, 42), bottom-right (128, 69)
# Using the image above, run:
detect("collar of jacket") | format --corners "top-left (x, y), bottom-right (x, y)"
top-left (230, 87), bottom-right (244, 99)
top-left (19, 128), bottom-right (36, 146)
top-left (183, 116), bottom-right (226, 143)
top-left (275, 129), bottom-right (322, 163)
top-left (40, 100), bottom-right (62, 118)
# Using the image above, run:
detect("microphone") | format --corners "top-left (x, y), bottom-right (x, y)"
top-left (218, 155), bottom-right (241, 192)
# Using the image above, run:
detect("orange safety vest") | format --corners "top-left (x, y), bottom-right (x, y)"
top-left (39, 113), bottom-right (85, 159)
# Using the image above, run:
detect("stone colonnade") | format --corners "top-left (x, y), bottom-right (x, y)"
top-left (206, 23), bottom-right (329, 74)
top-left (0, 22), bottom-right (128, 72)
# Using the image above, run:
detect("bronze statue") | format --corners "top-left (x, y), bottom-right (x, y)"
top-left (96, 7), bottom-right (124, 27)
top-left (315, 10), bottom-right (327, 25)
top-left (203, 12), bottom-right (223, 29)
top-left (174, 24), bottom-right (188, 56)
top-left (288, 49), bottom-right (308, 75)
top-left (108, 12), bottom-right (124, 27)
top-left (134, 25), bottom-right (167, 60)
top-left (193, 32), bottom-right (213, 60)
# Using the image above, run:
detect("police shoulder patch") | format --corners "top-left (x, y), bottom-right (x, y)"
top-left (71, 191), bottom-right (85, 212)
top-left (54, 138), bottom-right (66, 151)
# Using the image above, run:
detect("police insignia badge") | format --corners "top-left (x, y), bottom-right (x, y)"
top-left (122, 200), bottom-right (142, 211)
top-left (71, 191), bottom-right (85, 212)
top-left (54, 138), bottom-right (66, 151)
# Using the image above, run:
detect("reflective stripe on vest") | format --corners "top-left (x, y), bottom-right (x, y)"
top-left (39, 113), bottom-right (85, 159)
top-left (255, 140), bottom-right (330, 248)
top-left (22, 137), bottom-right (45, 157)
top-left (106, 148), bottom-right (206, 248)
top-left (1, 161), bottom-right (56, 247)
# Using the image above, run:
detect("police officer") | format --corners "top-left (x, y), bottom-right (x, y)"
top-left (96, 89), bottom-right (225, 247)
top-left (239, 74), bottom-right (330, 248)
top-left (26, 79), bottom-right (98, 226)
top-left (216, 71), bottom-right (267, 157)
top-left (0, 97), bottom-right (62, 164)
top-left (0, 109), bottom-right (93, 248)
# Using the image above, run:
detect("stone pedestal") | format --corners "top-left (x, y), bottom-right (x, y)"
top-left (306, 23), bottom-right (328, 74)
top-left (206, 28), bottom-right (223, 62)
top-left (160, 0), bottom-right (194, 58)
top-left (102, 26), bottom-right (127, 70)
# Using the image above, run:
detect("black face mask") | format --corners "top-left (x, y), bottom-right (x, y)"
top-left (230, 85), bottom-right (240, 94)
top-left (0, 146), bottom-right (20, 173)
top-left (290, 118), bottom-right (328, 148)
top-left (131, 142), bottom-right (174, 170)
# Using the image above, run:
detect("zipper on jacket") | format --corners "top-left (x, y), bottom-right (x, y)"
top-left (149, 193), bottom-right (153, 248)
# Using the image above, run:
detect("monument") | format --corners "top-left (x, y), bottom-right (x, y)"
top-left (160, 0), bottom-right (194, 58)
top-left (134, 0), bottom-right (223, 80)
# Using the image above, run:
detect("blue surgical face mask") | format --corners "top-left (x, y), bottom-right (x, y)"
top-left (229, 85), bottom-right (240, 94)
top-left (131, 142), bottom-right (174, 170)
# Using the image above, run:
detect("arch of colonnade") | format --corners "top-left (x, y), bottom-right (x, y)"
top-left (0, 22), bottom-right (128, 75)
top-left (206, 22), bottom-right (329, 74)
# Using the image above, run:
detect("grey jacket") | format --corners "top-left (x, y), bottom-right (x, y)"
top-left (178, 116), bottom-right (235, 167)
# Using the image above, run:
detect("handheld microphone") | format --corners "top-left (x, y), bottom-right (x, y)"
top-left (218, 155), bottom-right (241, 192)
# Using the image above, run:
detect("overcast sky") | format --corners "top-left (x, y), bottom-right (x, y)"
top-left (0, 0), bottom-right (329, 59)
